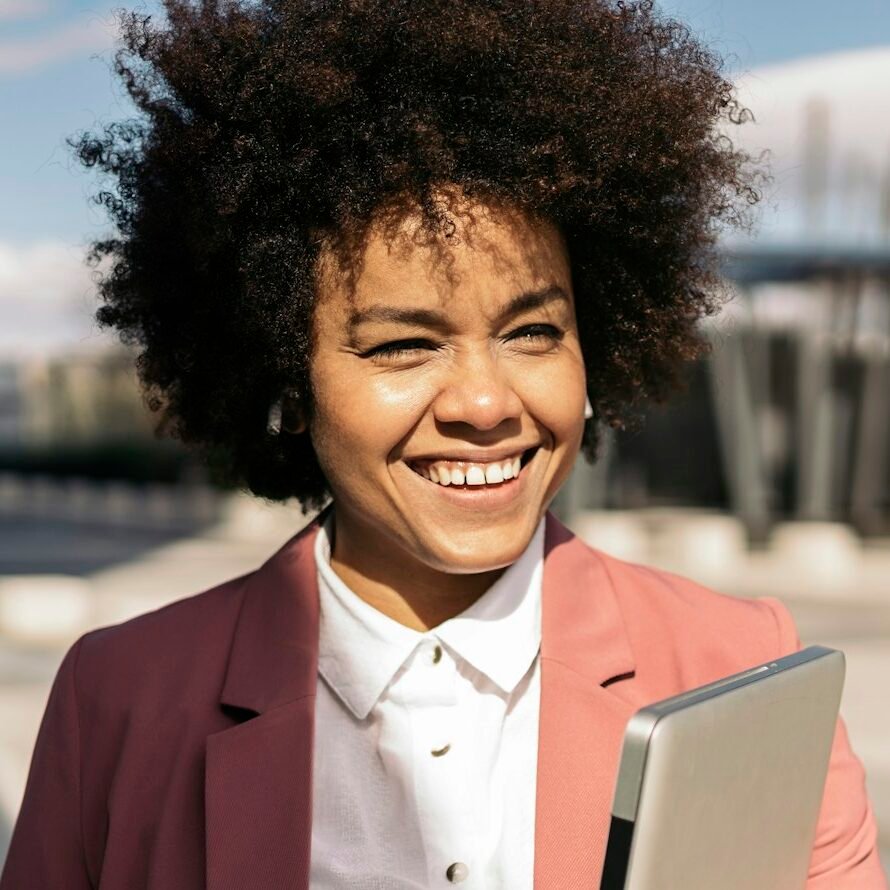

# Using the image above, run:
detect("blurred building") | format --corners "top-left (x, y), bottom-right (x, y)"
top-left (564, 47), bottom-right (890, 538)
top-left (0, 350), bottom-right (154, 449)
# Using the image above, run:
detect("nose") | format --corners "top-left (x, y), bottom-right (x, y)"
top-left (431, 349), bottom-right (524, 431)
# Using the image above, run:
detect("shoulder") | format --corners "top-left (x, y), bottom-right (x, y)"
top-left (604, 545), bottom-right (787, 640)
top-left (71, 570), bottom-right (254, 713)
top-left (571, 534), bottom-right (799, 687)
top-left (67, 514), bottom-right (323, 712)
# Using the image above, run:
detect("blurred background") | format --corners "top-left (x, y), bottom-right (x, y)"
top-left (1, 0), bottom-right (889, 875)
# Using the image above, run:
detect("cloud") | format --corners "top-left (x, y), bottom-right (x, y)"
top-left (0, 241), bottom-right (94, 302)
top-left (0, 16), bottom-right (116, 76)
top-left (726, 46), bottom-right (890, 246)
top-left (0, 0), bottom-right (51, 21)
top-left (0, 240), bottom-right (115, 359)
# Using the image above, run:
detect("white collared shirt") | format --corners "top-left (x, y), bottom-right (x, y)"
top-left (309, 514), bottom-right (544, 890)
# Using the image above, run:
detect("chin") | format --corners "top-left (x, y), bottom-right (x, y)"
top-left (412, 519), bottom-right (539, 575)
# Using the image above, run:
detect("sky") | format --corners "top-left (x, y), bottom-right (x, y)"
top-left (660, 0), bottom-right (890, 73)
top-left (1, 0), bottom-right (889, 246)
top-left (0, 0), bottom-right (889, 356)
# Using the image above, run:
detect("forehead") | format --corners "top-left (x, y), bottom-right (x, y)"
top-left (314, 197), bottom-right (572, 321)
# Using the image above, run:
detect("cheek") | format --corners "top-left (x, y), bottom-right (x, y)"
top-left (519, 356), bottom-right (587, 444)
top-left (365, 376), bottom-right (436, 419)
top-left (530, 375), bottom-right (582, 426)
top-left (310, 361), bottom-right (434, 458)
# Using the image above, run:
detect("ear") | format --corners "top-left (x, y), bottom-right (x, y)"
top-left (281, 390), bottom-right (308, 435)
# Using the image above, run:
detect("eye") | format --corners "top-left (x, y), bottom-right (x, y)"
top-left (362, 338), bottom-right (438, 360)
top-left (506, 323), bottom-right (563, 344)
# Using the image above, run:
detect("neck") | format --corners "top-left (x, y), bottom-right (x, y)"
top-left (326, 510), bottom-right (507, 632)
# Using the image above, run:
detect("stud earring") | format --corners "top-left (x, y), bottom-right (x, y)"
top-left (266, 396), bottom-right (284, 436)
top-left (267, 390), bottom-right (307, 435)
top-left (584, 394), bottom-right (593, 420)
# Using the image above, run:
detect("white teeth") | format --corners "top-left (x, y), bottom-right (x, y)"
top-left (484, 464), bottom-right (504, 484)
top-left (412, 451), bottom-right (529, 487)
top-left (465, 466), bottom-right (486, 486)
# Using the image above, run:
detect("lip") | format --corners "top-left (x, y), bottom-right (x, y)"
top-left (405, 445), bottom-right (540, 467)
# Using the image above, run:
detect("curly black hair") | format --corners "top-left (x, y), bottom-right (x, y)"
top-left (70, 0), bottom-right (761, 511)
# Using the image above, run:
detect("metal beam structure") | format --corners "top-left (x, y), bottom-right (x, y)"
top-left (719, 243), bottom-right (890, 534)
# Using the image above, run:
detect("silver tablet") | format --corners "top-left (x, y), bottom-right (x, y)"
top-left (600, 645), bottom-right (845, 890)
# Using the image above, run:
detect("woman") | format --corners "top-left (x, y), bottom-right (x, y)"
top-left (1, 1), bottom-right (885, 888)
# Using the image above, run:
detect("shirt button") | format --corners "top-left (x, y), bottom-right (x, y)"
top-left (446, 862), bottom-right (469, 883)
top-left (432, 644), bottom-right (443, 664)
top-left (430, 742), bottom-right (451, 757)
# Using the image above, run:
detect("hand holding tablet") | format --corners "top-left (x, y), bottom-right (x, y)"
top-left (601, 647), bottom-right (845, 890)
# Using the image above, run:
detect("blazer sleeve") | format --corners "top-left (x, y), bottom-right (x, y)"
top-left (0, 634), bottom-right (94, 890)
top-left (761, 596), bottom-right (888, 890)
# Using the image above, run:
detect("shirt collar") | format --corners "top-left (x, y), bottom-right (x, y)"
top-left (315, 513), bottom-right (544, 720)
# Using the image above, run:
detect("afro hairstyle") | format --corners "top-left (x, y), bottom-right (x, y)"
top-left (70, 0), bottom-right (762, 510)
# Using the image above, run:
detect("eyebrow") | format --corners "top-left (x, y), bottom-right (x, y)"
top-left (347, 284), bottom-right (571, 332)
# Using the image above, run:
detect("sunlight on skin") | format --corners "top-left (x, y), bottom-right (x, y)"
top-left (307, 187), bottom-right (588, 631)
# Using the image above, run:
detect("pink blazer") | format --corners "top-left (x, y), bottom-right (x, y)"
top-left (1, 511), bottom-right (886, 889)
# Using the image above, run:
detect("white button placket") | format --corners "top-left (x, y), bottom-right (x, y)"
top-left (409, 638), bottom-right (476, 887)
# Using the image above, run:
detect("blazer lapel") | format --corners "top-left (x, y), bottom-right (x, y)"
top-left (203, 509), bottom-right (636, 890)
top-left (205, 513), bottom-right (324, 890)
top-left (534, 513), bottom-right (638, 890)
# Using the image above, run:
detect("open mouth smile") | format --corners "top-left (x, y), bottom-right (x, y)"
top-left (406, 447), bottom-right (538, 488)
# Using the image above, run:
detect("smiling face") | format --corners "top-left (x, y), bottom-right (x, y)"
top-left (308, 193), bottom-right (587, 595)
